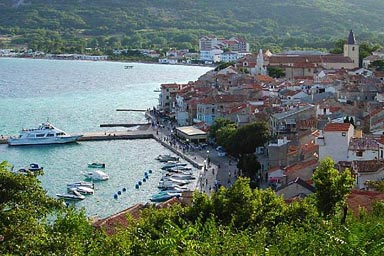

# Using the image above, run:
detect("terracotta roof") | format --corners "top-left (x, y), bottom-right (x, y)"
top-left (92, 197), bottom-right (183, 236)
top-left (347, 190), bottom-right (384, 216)
top-left (323, 123), bottom-right (352, 132)
top-left (268, 166), bottom-right (283, 173)
top-left (92, 203), bottom-right (145, 236)
top-left (255, 75), bottom-right (274, 83)
top-left (353, 160), bottom-right (384, 173)
top-left (269, 54), bottom-right (353, 65)
top-left (301, 143), bottom-right (319, 154)
top-left (228, 103), bottom-right (248, 114)
top-left (287, 145), bottom-right (299, 156)
top-left (161, 83), bottom-right (179, 89)
top-left (285, 159), bottom-right (319, 174)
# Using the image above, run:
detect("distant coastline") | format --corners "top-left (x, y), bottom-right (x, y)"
top-left (0, 55), bottom-right (216, 68)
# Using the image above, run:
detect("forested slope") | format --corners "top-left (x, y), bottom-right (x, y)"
top-left (0, 0), bottom-right (383, 52)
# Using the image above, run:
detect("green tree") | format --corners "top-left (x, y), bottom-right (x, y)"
top-left (227, 121), bottom-right (270, 157)
top-left (267, 66), bottom-right (285, 78)
top-left (209, 118), bottom-right (234, 139)
top-left (312, 157), bottom-right (354, 218)
top-left (237, 153), bottom-right (261, 183)
top-left (0, 161), bottom-right (95, 255)
top-left (369, 59), bottom-right (384, 71)
top-left (215, 123), bottom-right (237, 150)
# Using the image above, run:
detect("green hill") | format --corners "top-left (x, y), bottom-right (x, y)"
top-left (0, 0), bottom-right (383, 53)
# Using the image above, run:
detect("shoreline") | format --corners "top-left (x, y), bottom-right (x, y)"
top-left (0, 56), bottom-right (216, 68)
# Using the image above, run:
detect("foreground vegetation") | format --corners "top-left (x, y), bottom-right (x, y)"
top-left (1, 159), bottom-right (384, 255)
top-left (1, 0), bottom-right (384, 53)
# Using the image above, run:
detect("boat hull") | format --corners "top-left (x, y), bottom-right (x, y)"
top-left (8, 135), bottom-right (82, 146)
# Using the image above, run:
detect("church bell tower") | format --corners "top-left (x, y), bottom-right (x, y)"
top-left (343, 30), bottom-right (359, 68)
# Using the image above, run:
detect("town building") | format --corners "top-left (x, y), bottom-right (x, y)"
top-left (317, 123), bottom-right (354, 163)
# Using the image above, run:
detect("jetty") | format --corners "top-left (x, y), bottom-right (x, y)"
top-left (100, 123), bottom-right (149, 128)
top-left (116, 109), bottom-right (146, 112)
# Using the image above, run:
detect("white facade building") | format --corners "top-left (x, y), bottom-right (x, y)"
top-left (318, 123), bottom-right (354, 163)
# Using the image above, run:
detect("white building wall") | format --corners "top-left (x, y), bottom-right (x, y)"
top-left (319, 126), bottom-right (354, 163)
top-left (347, 150), bottom-right (379, 161)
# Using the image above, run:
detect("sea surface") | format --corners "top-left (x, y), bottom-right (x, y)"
top-left (0, 58), bottom-right (211, 218)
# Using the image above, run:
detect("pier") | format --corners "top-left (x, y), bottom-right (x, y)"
top-left (99, 123), bottom-right (149, 128)
top-left (116, 109), bottom-right (146, 112)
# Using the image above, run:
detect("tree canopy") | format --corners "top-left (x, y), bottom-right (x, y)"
top-left (312, 157), bottom-right (355, 218)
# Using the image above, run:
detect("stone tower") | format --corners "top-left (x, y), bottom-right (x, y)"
top-left (343, 30), bottom-right (359, 68)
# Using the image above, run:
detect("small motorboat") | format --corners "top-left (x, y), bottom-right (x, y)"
top-left (84, 170), bottom-right (109, 181)
top-left (67, 181), bottom-right (94, 189)
top-left (158, 179), bottom-right (189, 188)
top-left (155, 154), bottom-right (179, 162)
top-left (56, 190), bottom-right (85, 201)
top-left (150, 192), bottom-right (181, 202)
top-left (68, 186), bottom-right (94, 195)
top-left (168, 174), bottom-right (196, 180)
top-left (14, 163), bottom-right (43, 174)
top-left (158, 184), bottom-right (188, 190)
top-left (88, 162), bottom-right (106, 168)
top-left (161, 162), bottom-right (187, 170)
top-left (28, 163), bottom-right (43, 171)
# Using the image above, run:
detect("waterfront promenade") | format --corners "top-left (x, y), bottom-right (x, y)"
top-left (146, 111), bottom-right (238, 194)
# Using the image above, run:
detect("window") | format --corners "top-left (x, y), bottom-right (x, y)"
top-left (36, 134), bottom-right (45, 138)
top-left (342, 132), bottom-right (346, 136)
top-left (356, 151), bottom-right (363, 157)
top-left (47, 133), bottom-right (54, 137)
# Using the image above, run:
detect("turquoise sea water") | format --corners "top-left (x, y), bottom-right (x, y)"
top-left (0, 58), bottom-right (211, 218)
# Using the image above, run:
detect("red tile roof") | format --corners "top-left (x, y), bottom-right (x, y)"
top-left (161, 83), bottom-right (179, 89)
top-left (353, 160), bottom-right (384, 173)
top-left (323, 123), bottom-right (352, 132)
top-left (347, 190), bottom-right (384, 216)
top-left (285, 159), bottom-right (319, 174)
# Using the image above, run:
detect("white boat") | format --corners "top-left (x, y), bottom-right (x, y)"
top-left (158, 183), bottom-right (188, 190)
top-left (67, 181), bottom-right (94, 189)
top-left (68, 186), bottom-right (94, 195)
top-left (168, 174), bottom-right (196, 180)
top-left (158, 179), bottom-right (190, 188)
top-left (84, 170), bottom-right (109, 181)
top-left (155, 154), bottom-right (179, 162)
top-left (161, 162), bottom-right (187, 170)
top-left (56, 190), bottom-right (85, 200)
top-left (8, 122), bottom-right (83, 146)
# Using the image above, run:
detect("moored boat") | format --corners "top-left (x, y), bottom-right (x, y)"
top-left (155, 154), bottom-right (179, 162)
top-left (28, 163), bottom-right (43, 171)
top-left (8, 122), bottom-right (82, 146)
top-left (88, 162), bottom-right (106, 168)
top-left (68, 186), bottom-right (94, 195)
top-left (161, 162), bottom-right (187, 170)
top-left (67, 181), bottom-right (94, 189)
top-left (56, 190), bottom-right (85, 201)
top-left (150, 192), bottom-right (181, 202)
top-left (84, 170), bottom-right (109, 181)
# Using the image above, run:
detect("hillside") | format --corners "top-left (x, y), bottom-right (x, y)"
top-left (0, 0), bottom-right (383, 53)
